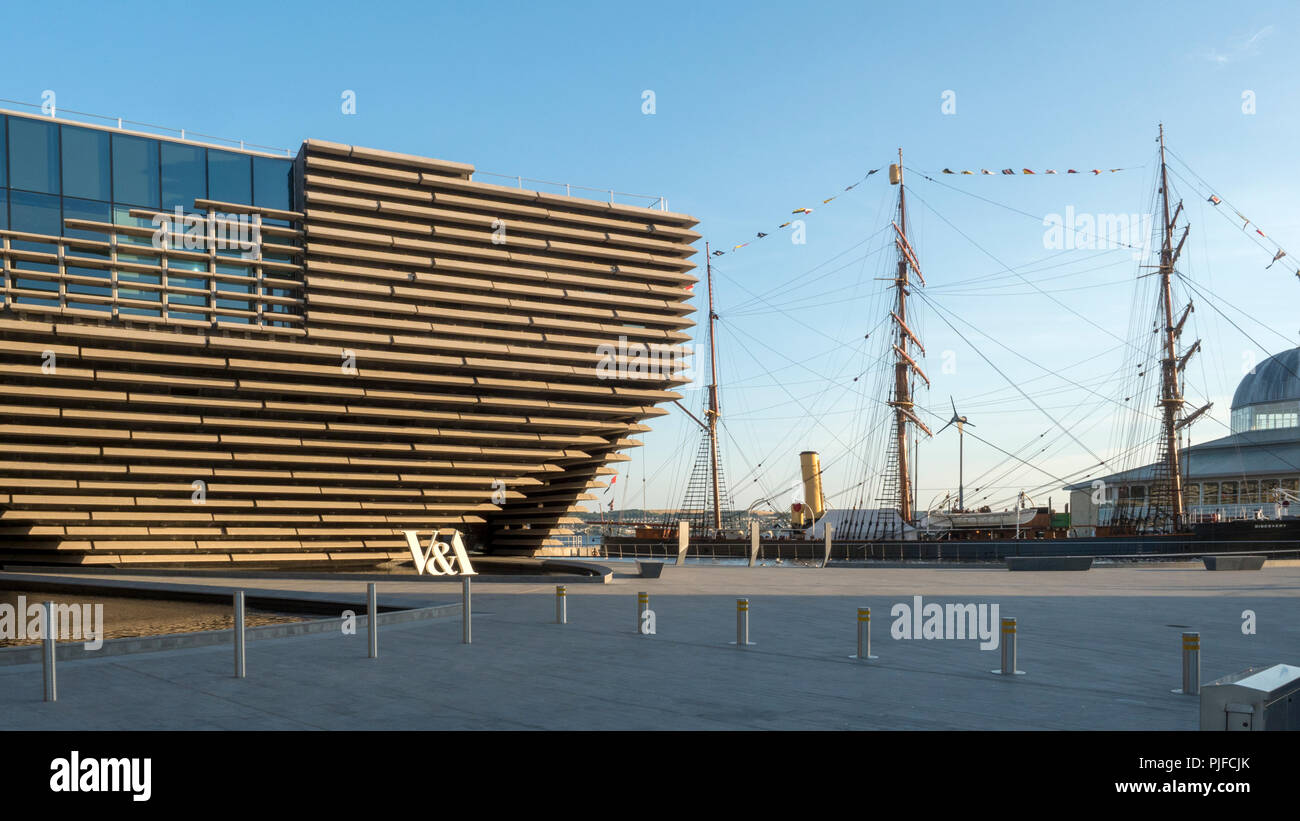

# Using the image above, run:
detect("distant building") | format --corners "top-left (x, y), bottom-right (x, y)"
top-left (1067, 347), bottom-right (1300, 530)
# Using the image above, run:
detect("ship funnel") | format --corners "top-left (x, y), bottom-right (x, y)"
top-left (799, 451), bottom-right (826, 520)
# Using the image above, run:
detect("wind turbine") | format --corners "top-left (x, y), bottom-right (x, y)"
top-left (937, 397), bottom-right (973, 511)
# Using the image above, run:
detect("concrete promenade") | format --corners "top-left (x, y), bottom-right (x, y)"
top-left (2, 562), bottom-right (1297, 730)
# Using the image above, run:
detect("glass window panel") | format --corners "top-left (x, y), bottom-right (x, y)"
top-left (68, 301), bottom-right (110, 313)
top-left (0, 190), bottom-right (7, 231)
top-left (9, 190), bottom-right (61, 263)
top-left (61, 126), bottom-right (111, 201)
top-left (208, 150), bottom-right (251, 204)
top-left (119, 306), bottom-right (161, 317)
top-left (68, 282), bottom-right (112, 297)
top-left (117, 270), bottom-right (160, 285)
top-left (113, 205), bottom-right (154, 247)
top-left (1221, 482), bottom-right (1238, 503)
top-left (67, 264), bottom-right (110, 279)
top-left (161, 142), bottom-right (206, 210)
top-left (7, 117), bottom-right (59, 194)
top-left (62, 197), bottom-right (112, 242)
top-left (168, 292), bottom-right (207, 306)
top-left (170, 311), bottom-right (206, 322)
top-left (253, 156), bottom-right (291, 212)
top-left (111, 134), bottom-right (160, 208)
top-left (15, 276), bottom-right (57, 292)
top-left (0, 116), bottom-right (6, 188)
top-left (14, 295), bottom-right (59, 307)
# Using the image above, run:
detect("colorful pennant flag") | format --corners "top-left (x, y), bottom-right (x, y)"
top-left (709, 167), bottom-right (882, 257)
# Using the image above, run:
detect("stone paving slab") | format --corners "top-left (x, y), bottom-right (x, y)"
top-left (1, 565), bottom-right (1296, 730)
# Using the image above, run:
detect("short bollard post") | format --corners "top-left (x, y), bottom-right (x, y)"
top-left (367, 582), bottom-right (378, 659)
top-left (233, 591), bottom-right (246, 679)
top-left (1175, 632), bottom-right (1200, 695)
top-left (851, 606), bottom-right (878, 660)
top-left (462, 576), bottom-right (472, 645)
top-left (637, 591), bottom-right (649, 634)
top-left (732, 598), bottom-right (753, 647)
top-left (990, 616), bottom-right (1024, 675)
top-left (42, 601), bottom-right (57, 702)
top-left (555, 585), bottom-right (567, 625)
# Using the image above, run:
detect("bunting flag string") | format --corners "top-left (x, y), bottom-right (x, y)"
top-left (1204, 193), bottom-right (1299, 278)
top-left (711, 167), bottom-right (883, 256)
top-left (939, 167), bottom-right (1128, 176)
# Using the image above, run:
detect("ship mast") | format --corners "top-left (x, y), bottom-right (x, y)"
top-left (888, 150), bottom-right (932, 528)
top-left (1153, 124), bottom-right (1204, 529)
top-left (706, 241), bottom-right (722, 532)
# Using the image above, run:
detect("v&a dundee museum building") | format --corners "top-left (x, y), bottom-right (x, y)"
top-left (0, 108), bottom-right (699, 567)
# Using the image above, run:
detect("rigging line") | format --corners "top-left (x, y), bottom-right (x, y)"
top-left (930, 255), bottom-right (1134, 293)
top-left (906, 401), bottom-right (1076, 489)
top-left (928, 246), bottom-right (1130, 291)
top-left (904, 165), bottom-right (1148, 251)
top-left (1165, 147), bottom-right (1296, 256)
top-left (952, 341), bottom-right (1131, 404)
top-left (710, 260), bottom-right (889, 354)
top-left (728, 278), bottom-right (893, 316)
top-left (985, 434), bottom-right (1170, 510)
top-left (1163, 165), bottom-right (1282, 263)
top-left (1176, 274), bottom-right (1300, 390)
top-left (904, 186), bottom-right (1151, 359)
top-left (935, 276), bottom-right (1139, 298)
top-left (921, 289), bottom-right (1163, 424)
top-left (719, 320), bottom-right (864, 459)
top-left (723, 224), bottom-right (894, 313)
top-left (711, 313), bottom-right (883, 393)
top-left (913, 288), bottom-right (1112, 469)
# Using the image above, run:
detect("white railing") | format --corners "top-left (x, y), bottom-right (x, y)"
top-left (473, 170), bottom-right (668, 211)
top-left (0, 98), bottom-right (294, 156)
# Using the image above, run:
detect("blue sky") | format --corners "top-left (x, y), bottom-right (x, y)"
top-left (6, 0), bottom-right (1298, 514)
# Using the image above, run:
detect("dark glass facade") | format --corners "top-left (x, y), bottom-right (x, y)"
top-left (0, 111), bottom-right (295, 321)
top-left (0, 112), bottom-right (292, 237)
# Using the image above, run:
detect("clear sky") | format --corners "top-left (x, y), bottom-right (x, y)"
top-left (6, 0), bottom-right (1298, 515)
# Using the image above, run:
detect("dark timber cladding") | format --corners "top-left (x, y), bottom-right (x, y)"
top-left (0, 116), bottom-right (700, 566)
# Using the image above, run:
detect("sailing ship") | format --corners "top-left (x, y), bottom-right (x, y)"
top-left (605, 126), bottom-right (1300, 559)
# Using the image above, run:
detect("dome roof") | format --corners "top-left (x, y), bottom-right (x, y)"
top-left (1232, 347), bottom-right (1300, 409)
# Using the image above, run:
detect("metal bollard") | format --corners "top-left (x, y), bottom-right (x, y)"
top-left (462, 576), bottom-right (472, 644)
top-left (732, 598), bottom-right (753, 647)
top-left (637, 591), bottom-right (649, 634)
top-left (1174, 632), bottom-right (1200, 695)
top-left (42, 601), bottom-right (57, 702)
top-left (233, 591), bottom-right (246, 678)
top-left (367, 583), bottom-right (378, 659)
top-left (990, 617), bottom-right (1024, 675)
top-left (851, 606), bottom-right (878, 660)
top-left (556, 585), bottom-right (567, 625)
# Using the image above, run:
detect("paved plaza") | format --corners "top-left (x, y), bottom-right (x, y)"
top-left (2, 562), bottom-right (1297, 730)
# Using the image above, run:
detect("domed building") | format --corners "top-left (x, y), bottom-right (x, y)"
top-left (1067, 347), bottom-right (1300, 530)
top-left (1230, 348), bottom-right (1300, 433)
